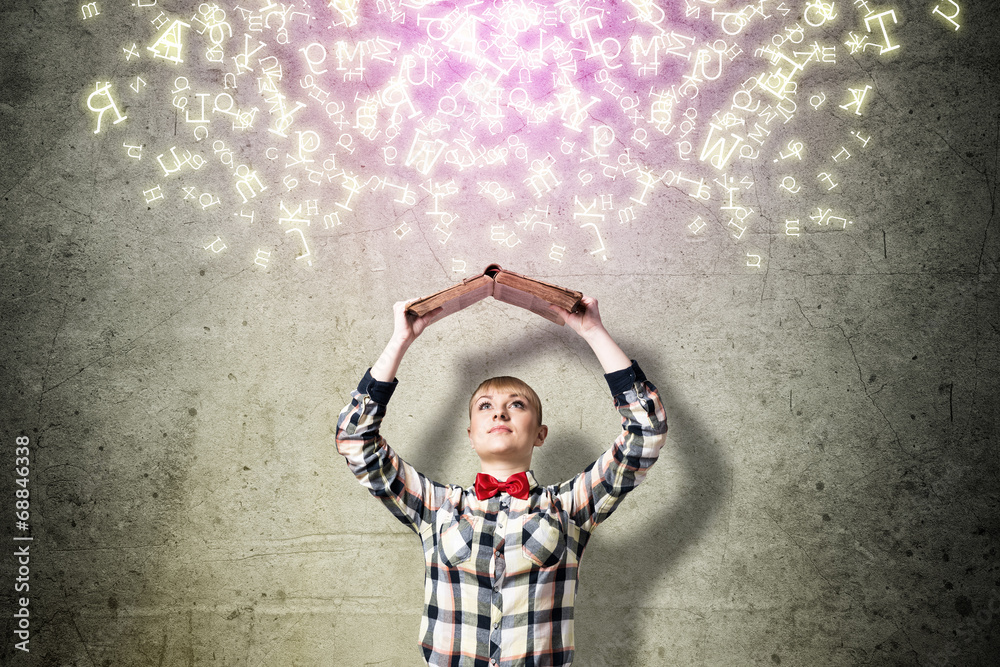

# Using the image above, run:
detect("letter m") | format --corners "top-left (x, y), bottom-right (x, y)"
top-left (81, 2), bottom-right (100, 19)
top-left (630, 35), bottom-right (661, 64)
top-left (699, 123), bottom-right (744, 171)
top-left (746, 122), bottom-right (771, 146)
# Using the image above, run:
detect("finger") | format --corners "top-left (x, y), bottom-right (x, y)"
top-left (422, 306), bottom-right (445, 326)
top-left (400, 299), bottom-right (428, 322)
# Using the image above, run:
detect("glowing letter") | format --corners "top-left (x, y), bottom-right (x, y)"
top-left (278, 201), bottom-right (309, 227)
top-left (267, 97), bottom-right (307, 139)
top-left (779, 176), bottom-right (801, 194)
top-left (699, 123), bottom-right (744, 171)
top-left (864, 10), bottom-right (900, 54)
top-left (317, 209), bottom-right (338, 229)
top-left (285, 228), bottom-right (311, 263)
top-left (300, 42), bottom-right (328, 74)
top-left (143, 185), bottom-right (164, 203)
top-left (405, 130), bottom-right (448, 175)
top-left (571, 13), bottom-right (623, 70)
top-left (803, 1), bottom-right (837, 27)
top-left (147, 20), bottom-right (191, 64)
top-left (123, 142), bottom-right (142, 159)
top-left (235, 165), bottom-right (267, 203)
top-left (150, 11), bottom-right (169, 30)
top-left (394, 222), bottom-right (412, 239)
top-left (233, 34), bottom-right (267, 75)
top-left (933, 1), bottom-right (961, 30)
top-left (817, 172), bottom-right (839, 190)
top-left (630, 168), bottom-right (659, 206)
top-left (758, 50), bottom-right (806, 99)
top-left (86, 82), bottom-right (127, 134)
top-left (525, 155), bottom-right (561, 198)
top-left (779, 140), bottom-right (805, 160)
top-left (573, 197), bottom-right (605, 223)
top-left (579, 222), bottom-right (608, 260)
top-left (156, 146), bottom-right (196, 177)
top-left (851, 130), bottom-right (871, 147)
top-left (204, 236), bottom-right (227, 253)
top-left (839, 84), bottom-right (872, 116)
top-left (199, 193), bottom-right (220, 210)
top-left (728, 219), bottom-right (746, 240)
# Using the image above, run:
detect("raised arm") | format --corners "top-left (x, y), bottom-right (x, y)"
top-left (550, 296), bottom-right (631, 373)
top-left (550, 296), bottom-right (668, 529)
top-left (370, 300), bottom-right (443, 382)
top-left (336, 299), bottom-right (448, 531)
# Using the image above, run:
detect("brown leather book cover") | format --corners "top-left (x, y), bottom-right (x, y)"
top-left (406, 264), bottom-right (583, 325)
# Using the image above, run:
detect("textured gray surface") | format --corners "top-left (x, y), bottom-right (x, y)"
top-left (1, 0), bottom-right (998, 665)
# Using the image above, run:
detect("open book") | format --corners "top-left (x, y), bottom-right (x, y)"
top-left (406, 264), bottom-right (583, 325)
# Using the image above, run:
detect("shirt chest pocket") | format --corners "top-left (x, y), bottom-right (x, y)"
top-left (438, 514), bottom-right (478, 566)
top-left (521, 512), bottom-right (567, 568)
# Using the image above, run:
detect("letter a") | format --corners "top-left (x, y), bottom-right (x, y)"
top-left (148, 20), bottom-right (191, 64)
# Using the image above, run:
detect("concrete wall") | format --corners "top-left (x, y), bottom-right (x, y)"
top-left (1, 0), bottom-right (997, 664)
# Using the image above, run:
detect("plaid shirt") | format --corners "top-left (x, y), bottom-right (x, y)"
top-left (336, 361), bottom-right (667, 667)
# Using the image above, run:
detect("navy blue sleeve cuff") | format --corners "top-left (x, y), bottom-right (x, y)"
top-left (358, 369), bottom-right (399, 405)
top-left (604, 360), bottom-right (646, 396)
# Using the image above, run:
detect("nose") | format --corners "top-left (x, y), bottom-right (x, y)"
top-left (492, 407), bottom-right (509, 420)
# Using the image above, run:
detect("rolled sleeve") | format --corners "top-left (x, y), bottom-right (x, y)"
top-left (358, 368), bottom-right (398, 405)
top-left (603, 359), bottom-right (646, 397)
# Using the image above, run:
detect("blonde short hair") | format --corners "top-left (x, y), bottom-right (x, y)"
top-left (469, 377), bottom-right (543, 425)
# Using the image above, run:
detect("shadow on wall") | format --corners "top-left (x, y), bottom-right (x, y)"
top-left (574, 341), bottom-right (726, 667)
top-left (401, 331), bottom-right (728, 666)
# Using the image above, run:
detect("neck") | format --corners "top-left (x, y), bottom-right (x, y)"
top-left (479, 463), bottom-right (529, 481)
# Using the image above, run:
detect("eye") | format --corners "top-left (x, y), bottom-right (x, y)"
top-left (510, 400), bottom-right (525, 409)
top-left (477, 400), bottom-right (492, 410)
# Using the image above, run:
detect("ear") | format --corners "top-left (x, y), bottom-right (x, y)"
top-left (467, 425), bottom-right (475, 450)
top-left (534, 424), bottom-right (548, 448)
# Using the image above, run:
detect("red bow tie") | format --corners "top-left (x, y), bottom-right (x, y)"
top-left (474, 472), bottom-right (530, 500)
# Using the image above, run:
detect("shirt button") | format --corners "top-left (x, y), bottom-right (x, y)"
top-left (494, 621), bottom-right (500, 629)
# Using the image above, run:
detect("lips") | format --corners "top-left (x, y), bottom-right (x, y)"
top-left (488, 426), bottom-right (511, 433)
